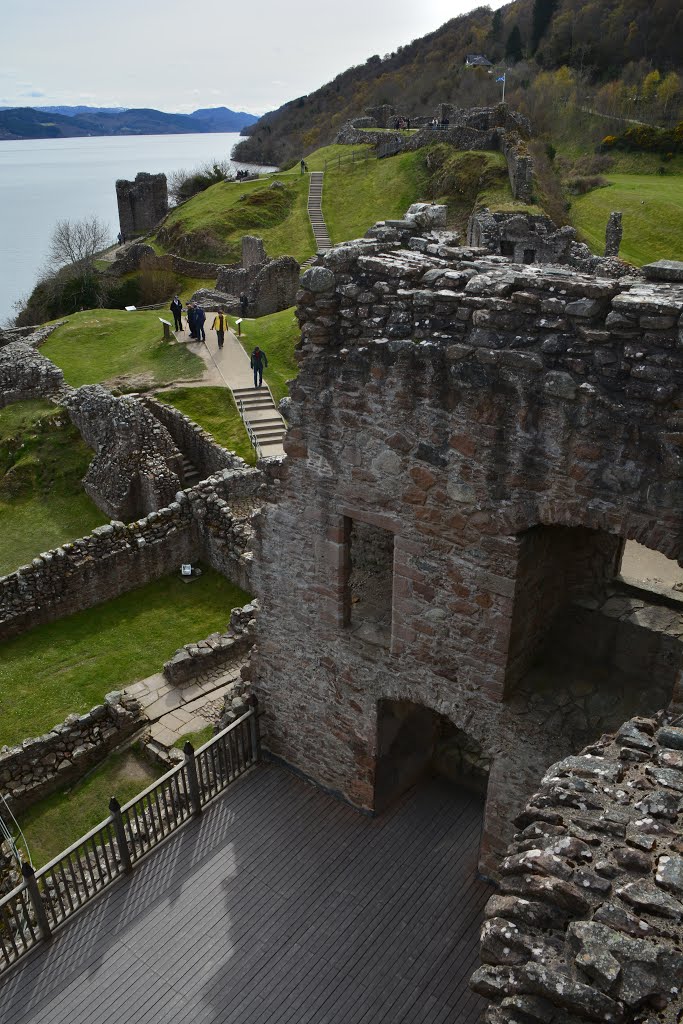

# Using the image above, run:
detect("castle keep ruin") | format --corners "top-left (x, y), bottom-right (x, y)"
top-left (252, 210), bottom-right (683, 877)
top-left (115, 171), bottom-right (168, 238)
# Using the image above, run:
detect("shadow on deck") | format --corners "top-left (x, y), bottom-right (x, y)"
top-left (0, 764), bottom-right (490, 1024)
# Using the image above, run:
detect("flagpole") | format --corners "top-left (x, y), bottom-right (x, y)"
top-left (502, 73), bottom-right (506, 103)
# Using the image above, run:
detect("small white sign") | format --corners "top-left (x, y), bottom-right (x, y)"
top-left (181, 564), bottom-right (192, 576)
top-left (235, 318), bottom-right (243, 326)
top-left (159, 317), bottom-right (172, 326)
top-left (125, 305), bottom-right (137, 312)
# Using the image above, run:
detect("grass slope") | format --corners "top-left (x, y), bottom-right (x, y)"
top-left (0, 569), bottom-right (250, 746)
top-left (155, 172), bottom-right (315, 264)
top-left (571, 174), bottom-right (683, 265)
top-left (0, 401), bottom-right (107, 576)
top-left (229, 308), bottom-right (300, 404)
top-left (18, 749), bottom-right (158, 866)
top-left (41, 310), bottom-right (204, 389)
top-left (155, 386), bottom-right (256, 464)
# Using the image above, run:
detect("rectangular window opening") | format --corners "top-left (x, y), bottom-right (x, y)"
top-left (345, 519), bottom-right (394, 647)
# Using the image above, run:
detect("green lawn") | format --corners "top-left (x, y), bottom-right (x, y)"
top-left (172, 724), bottom-right (214, 750)
top-left (571, 174), bottom-right (683, 265)
top-left (17, 749), bottom-right (159, 867)
top-left (153, 171), bottom-right (316, 264)
top-left (0, 568), bottom-right (250, 747)
top-left (41, 309), bottom-right (205, 389)
top-left (0, 401), bottom-right (107, 576)
top-left (155, 386), bottom-right (256, 464)
top-left (228, 307), bottom-right (300, 404)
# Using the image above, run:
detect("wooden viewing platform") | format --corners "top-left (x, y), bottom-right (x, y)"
top-left (0, 765), bottom-right (490, 1024)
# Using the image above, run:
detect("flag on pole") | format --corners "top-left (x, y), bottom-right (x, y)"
top-left (496, 74), bottom-right (506, 82)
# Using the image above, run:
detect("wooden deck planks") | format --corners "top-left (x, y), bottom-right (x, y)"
top-left (0, 764), bottom-right (491, 1024)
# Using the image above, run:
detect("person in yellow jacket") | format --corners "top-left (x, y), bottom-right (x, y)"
top-left (212, 311), bottom-right (228, 350)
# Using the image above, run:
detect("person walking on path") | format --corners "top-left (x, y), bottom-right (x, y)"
top-left (170, 295), bottom-right (183, 331)
top-left (196, 305), bottom-right (206, 342)
top-left (250, 346), bottom-right (268, 389)
top-left (187, 303), bottom-right (197, 338)
top-left (212, 311), bottom-right (228, 350)
top-left (300, 159), bottom-right (306, 174)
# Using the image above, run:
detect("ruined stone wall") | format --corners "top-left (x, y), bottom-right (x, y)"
top-left (0, 692), bottom-right (142, 813)
top-left (65, 387), bottom-right (184, 519)
top-left (0, 469), bottom-right (261, 643)
top-left (215, 255), bottom-right (300, 317)
top-left (116, 172), bottom-right (168, 238)
top-left (0, 342), bottom-right (64, 407)
top-left (241, 235), bottom-right (267, 269)
top-left (163, 601), bottom-right (258, 683)
top-left (0, 322), bottom-right (65, 350)
top-left (252, 237), bottom-right (683, 874)
top-left (472, 713), bottom-right (683, 1024)
top-left (142, 396), bottom-right (247, 481)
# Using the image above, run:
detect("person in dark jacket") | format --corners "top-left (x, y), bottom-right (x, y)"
top-left (186, 303), bottom-right (197, 338)
top-left (170, 295), bottom-right (183, 331)
top-left (239, 293), bottom-right (249, 316)
top-left (196, 305), bottom-right (206, 342)
top-left (250, 346), bottom-right (268, 389)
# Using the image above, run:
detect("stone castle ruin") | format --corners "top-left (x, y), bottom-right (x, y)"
top-left (338, 103), bottom-right (534, 203)
top-left (115, 171), bottom-right (168, 238)
top-left (249, 206), bottom-right (683, 887)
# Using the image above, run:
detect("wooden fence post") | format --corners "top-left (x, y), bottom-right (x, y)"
top-left (21, 863), bottom-right (52, 941)
top-left (184, 742), bottom-right (203, 816)
top-left (109, 798), bottom-right (133, 874)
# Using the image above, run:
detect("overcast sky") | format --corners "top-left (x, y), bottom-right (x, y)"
top-left (2, 0), bottom-right (506, 115)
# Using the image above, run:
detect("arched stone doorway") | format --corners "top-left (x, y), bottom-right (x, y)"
top-left (375, 699), bottom-right (490, 814)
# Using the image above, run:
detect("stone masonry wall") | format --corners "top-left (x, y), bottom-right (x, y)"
top-left (116, 172), bottom-right (168, 238)
top-left (472, 713), bottom-right (683, 1024)
top-left (0, 468), bottom-right (262, 643)
top-left (0, 692), bottom-right (142, 813)
top-left (251, 230), bottom-right (683, 876)
top-left (0, 341), bottom-right (65, 407)
top-left (142, 396), bottom-right (248, 482)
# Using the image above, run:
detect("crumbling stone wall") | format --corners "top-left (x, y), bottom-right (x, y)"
top-left (65, 386), bottom-right (184, 519)
top-left (468, 209), bottom-right (576, 264)
top-left (116, 171), bottom-right (168, 239)
top-left (0, 692), bottom-right (142, 813)
top-left (241, 235), bottom-right (267, 269)
top-left (142, 396), bottom-right (248, 481)
top-left (0, 322), bottom-right (65, 350)
top-left (215, 252), bottom-right (300, 317)
top-left (472, 713), bottom-right (683, 1024)
top-left (0, 341), bottom-right (64, 407)
top-left (0, 468), bottom-right (262, 643)
top-left (163, 600), bottom-right (258, 683)
top-left (251, 224), bottom-right (683, 875)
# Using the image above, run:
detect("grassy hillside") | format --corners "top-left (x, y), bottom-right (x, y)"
top-left (0, 400), bottom-right (107, 575)
top-left (42, 309), bottom-right (204, 389)
top-left (571, 174), bottom-right (683, 264)
top-left (153, 171), bottom-right (315, 264)
top-left (233, 0), bottom-right (682, 168)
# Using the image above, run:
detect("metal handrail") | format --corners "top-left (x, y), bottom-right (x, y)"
top-left (0, 707), bottom-right (259, 974)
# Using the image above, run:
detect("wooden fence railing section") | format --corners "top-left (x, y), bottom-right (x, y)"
top-left (0, 707), bottom-right (260, 973)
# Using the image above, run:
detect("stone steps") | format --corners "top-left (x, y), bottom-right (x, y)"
top-left (307, 172), bottom-right (332, 253)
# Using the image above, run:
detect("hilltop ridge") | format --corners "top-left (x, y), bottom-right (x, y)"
top-left (0, 105), bottom-right (259, 141)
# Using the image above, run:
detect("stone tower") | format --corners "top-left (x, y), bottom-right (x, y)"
top-left (115, 172), bottom-right (168, 239)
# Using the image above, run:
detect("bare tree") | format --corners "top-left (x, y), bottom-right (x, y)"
top-left (47, 215), bottom-right (111, 271)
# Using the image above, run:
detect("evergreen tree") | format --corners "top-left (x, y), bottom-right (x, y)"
top-left (505, 25), bottom-right (524, 63)
top-left (531, 0), bottom-right (558, 54)
top-left (491, 8), bottom-right (503, 41)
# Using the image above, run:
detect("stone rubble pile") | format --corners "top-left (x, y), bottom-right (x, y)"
top-left (472, 713), bottom-right (683, 1023)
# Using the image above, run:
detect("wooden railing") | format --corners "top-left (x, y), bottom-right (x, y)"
top-left (0, 707), bottom-right (259, 974)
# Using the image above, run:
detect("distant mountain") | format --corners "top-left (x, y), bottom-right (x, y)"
top-left (0, 105), bottom-right (259, 141)
top-left (0, 105), bottom-right (128, 116)
top-left (190, 107), bottom-right (259, 131)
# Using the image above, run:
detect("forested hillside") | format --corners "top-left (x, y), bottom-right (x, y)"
top-left (234, 0), bottom-right (683, 166)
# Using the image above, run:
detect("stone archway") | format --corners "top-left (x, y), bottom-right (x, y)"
top-left (375, 698), bottom-right (490, 814)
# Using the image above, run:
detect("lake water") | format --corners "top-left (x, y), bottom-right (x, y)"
top-left (0, 133), bottom-right (265, 322)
